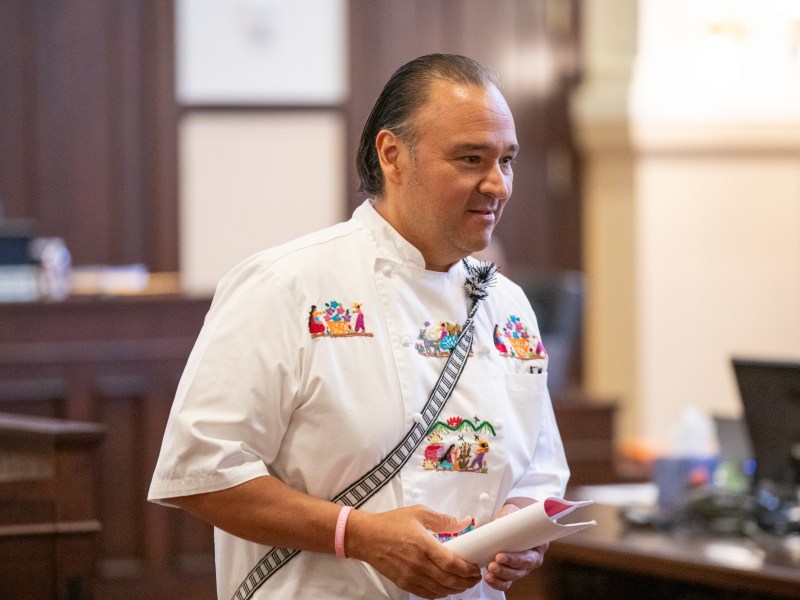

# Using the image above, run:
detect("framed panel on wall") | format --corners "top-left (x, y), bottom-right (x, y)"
top-left (175, 0), bottom-right (348, 106)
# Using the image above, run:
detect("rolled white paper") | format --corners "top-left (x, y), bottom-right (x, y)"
top-left (443, 497), bottom-right (596, 566)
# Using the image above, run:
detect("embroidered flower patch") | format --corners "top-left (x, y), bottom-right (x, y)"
top-left (422, 415), bottom-right (496, 474)
top-left (493, 315), bottom-right (546, 360)
top-left (308, 301), bottom-right (373, 338)
top-left (413, 320), bottom-right (465, 357)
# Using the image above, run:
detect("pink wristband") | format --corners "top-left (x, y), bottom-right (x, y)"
top-left (334, 506), bottom-right (353, 559)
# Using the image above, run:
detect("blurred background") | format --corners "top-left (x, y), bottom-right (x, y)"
top-left (1, 1), bottom-right (799, 598)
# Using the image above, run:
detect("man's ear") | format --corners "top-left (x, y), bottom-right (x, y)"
top-left (375, 129), bottom-right (405, 186)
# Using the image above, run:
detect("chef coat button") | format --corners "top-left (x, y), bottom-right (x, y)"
top-left (382, 265), bottom-right (392, 277)
top-left (478, 346), bottom-right (490, 356)
top-left (412, 412), bottom-right (423, 424)
top-left (494, 420), bottom-right (503, 431)
top-left (479, 492), bottom-right (491, 503)
top-left (402, 335), bottom-right (412, 347)
top-left (411, 488), bottom-right (423, 499)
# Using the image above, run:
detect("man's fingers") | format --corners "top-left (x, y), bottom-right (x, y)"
top-left (353, 507), bottom-right (482, 597)
top-left (390, 547), bottom-right (480, 599)
top-left (426, 542), bottom-right (482, 578)
top-left (419, 509), bottom-right (474, 537)
top-left (495, 548), bottom-right (544, 570)
top-left (485, 545), bottom-right (548, 590)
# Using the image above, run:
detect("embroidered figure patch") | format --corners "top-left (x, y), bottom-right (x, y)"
top-left (422, 415), bottom-right (496, 474)
top-left (308, 300), bottom-right (374, 338)
top-left (494, 315), bottom-right (546, 360)
top-left (414, 320), bottom-right (468, 357)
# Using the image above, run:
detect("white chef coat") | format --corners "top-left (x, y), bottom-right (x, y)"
top-left (148, 200), bottom-right (569, 600)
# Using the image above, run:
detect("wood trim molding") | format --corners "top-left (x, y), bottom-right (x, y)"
top-left (0, 520), bottom-right (102, 538)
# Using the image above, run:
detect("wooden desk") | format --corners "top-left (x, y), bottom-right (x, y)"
top-left (509, 503), bottom-right (800, 600)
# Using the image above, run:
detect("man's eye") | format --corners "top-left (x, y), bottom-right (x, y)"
top-left (501, 156), bottom-right (516, 165)
top-left (463, 156), bottom-right (481, 164)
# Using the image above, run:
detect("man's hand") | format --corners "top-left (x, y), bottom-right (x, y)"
top-left (346, 505), bottom-right (482, 599)
top-left (483, 503), bottom-right (549, 592)
top-left (166, 478), bottom-right (482, 598)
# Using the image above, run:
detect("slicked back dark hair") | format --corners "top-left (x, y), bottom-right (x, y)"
top-left (356, 53), bottom-right (500, 197)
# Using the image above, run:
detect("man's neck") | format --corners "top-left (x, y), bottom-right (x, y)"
top-left (371, 198), bottom-right (459, 272)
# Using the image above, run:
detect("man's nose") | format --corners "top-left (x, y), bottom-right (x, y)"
top-left (479, 163), bottom-right (511, 199)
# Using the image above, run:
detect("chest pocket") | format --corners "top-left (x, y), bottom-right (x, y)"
top-left (503, 372), bottom-right (547, 459)
top-left (505, 371), bottom-right (548, 396)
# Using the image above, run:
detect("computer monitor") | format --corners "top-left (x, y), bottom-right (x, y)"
top-left (731, 358), bottom-right (800, 494)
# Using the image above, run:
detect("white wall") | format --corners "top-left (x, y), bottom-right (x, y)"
top-left (576, 0), bottom-right (800, 452)
top-left (636, 153), bottom-right (800, 444)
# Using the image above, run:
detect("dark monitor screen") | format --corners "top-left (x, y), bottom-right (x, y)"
top-left (732, 358), bottom-right (800, 491)
top-left (0, 235), bottom-right (34, 265)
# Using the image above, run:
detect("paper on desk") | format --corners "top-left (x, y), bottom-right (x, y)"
top-left (443, 497), bottom-right (596, 567)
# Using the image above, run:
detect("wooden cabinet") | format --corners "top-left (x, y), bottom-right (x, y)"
top-left (553, 397), bottom-right (618, 486)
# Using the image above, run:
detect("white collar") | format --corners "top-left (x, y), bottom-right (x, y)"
top-left (351, 199), bottom-right (471, 280)
top-left (351, 199), bottom-right (428, 269)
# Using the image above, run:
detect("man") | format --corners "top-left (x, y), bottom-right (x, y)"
top-left (149, 54), bottom-right (568, 599)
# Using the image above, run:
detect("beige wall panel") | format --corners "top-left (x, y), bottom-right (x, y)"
top-left (179, 112), bottom-right (346, 294)
top-left (636, 155), bottom-right (800, 446)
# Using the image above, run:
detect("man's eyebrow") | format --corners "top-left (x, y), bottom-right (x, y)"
top-left (452, 142), bottom-right (520, 154)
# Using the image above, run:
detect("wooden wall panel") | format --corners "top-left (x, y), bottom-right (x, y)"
top-left (0, 0), bottom-right (178, 271)
top-left (141, 0), bottom-right (181, 272)
top-left (35, 1), bottom-right (113, 263)
top-left (0, 1), bottom-right (35, 220)
top-left (98, 393), bottom-right (144, 576)
top-left (0, 538), bottom-right (56, 599)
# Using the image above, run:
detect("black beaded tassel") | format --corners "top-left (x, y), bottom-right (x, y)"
top-left (462, 259), bottom-right (499, 310)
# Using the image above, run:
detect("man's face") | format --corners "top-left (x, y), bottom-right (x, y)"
top-left (380, 80), bottom-right (518, 271)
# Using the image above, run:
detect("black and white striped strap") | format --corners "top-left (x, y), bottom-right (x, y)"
top-left (231, 316), bottom-right (477, 600)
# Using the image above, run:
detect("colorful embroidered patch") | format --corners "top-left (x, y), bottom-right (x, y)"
top-left (493, 315), bottom-right (546, 360)
top-left (413, 320), bottom-right (467, 357)
top-left (308, 300), bottom-right (374, 338)
top-left (422, 415), bottom-right (496, 474)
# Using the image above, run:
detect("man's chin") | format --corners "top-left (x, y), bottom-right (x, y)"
top-left (470, 235), bottom-right (494, 254)
top-left (465, 243), bottom-right (498, 261)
